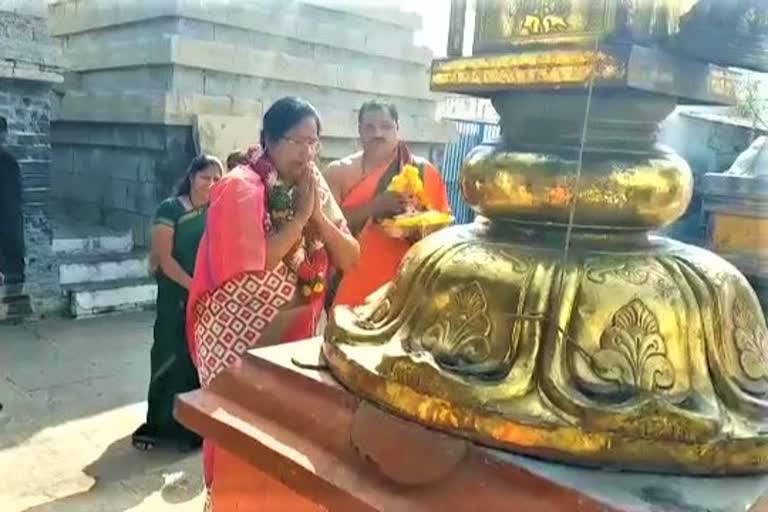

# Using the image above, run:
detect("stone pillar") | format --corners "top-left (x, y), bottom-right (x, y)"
top-left (0, 9), bottom-right (64, 319)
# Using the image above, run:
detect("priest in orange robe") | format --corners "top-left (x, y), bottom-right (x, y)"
top-left (325, 100), bottom-right (450, 308)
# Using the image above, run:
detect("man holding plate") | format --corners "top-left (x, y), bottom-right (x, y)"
top-left (325, 100), bottom-right (451, 308)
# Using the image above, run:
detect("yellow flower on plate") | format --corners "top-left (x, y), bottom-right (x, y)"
top-left (388, 211), bottom-right (454, 228)
top-left (389, 175), bottom-right (407, 192)
top-left (402, 165), bottom-right (419, 178)
top-left (388, 164), bottom-right (428, 207)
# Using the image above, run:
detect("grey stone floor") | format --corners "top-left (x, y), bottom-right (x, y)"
top-left (0, 311), bottom-right (204, 512)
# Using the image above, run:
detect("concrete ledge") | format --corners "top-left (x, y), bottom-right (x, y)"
top-left (0, 61), bottom-right (63, 83)
top-left (59, 14), bottom-right (429, 68)
top-left (228, 17), bottom-right (426, 66)
top-left (703, 173), bottom-right (768, 198)
top-left (0, 292), bottom-right (33, 323)
top-left (64, 36), bottom-right (174, 72)
top-left (54, 23), bottom-right (428, 72)
top-left (65, 37), bottom-right (434, 101)
top-left (0, 40), bottom-right (62, 69)
top-left (52, 230), bottom-right (133, 256)
top-left (57, 91), bottom-right (263, 126)
top-left (302, 0), bottom-right (421, 30)
top-left (1, 0), bottom-right (49, 16)
top-left (172, 6), bottom-right (430, 65)
top-left (173, 38), bottom-right (433, 100)
top-left (48, 0), bottom-right (178, 36)
top-left (703, 196), bottom-right (768, 217)
top-left (59, 250), bottom-right (150, 286)
top-left (52, 122), bottom-right (176, 151)
top-left (66, 277), bottom-right (157, 318)
top-left (49, 0), bottom-right (421, 35)
top-left (56, 91), bottom-right (452, 144)
top-left (702, 174), bottom-right (768, 217)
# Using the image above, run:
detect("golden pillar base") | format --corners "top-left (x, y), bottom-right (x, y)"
top-left (325, 0), bottom-right (768, 472)
top-left (324, 144), bottom-right (768, 475)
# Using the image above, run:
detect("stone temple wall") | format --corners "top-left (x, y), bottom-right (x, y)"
top-left (0, 9), bottom-right (63, 318)
top-left (49, 0), bottom-right (452, 247)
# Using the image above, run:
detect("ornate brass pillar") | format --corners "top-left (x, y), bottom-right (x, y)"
top-left (325, 0), bottom-right (768, 474)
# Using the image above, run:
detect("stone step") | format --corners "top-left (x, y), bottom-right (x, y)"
top-left (51, 209), bottom-right (134, 256)
top-left (64, 277), bottom-right (156, 318)
top-left (0, 282), bottom-right (24, 299)
top-left (52, 230), bottom-right (133, 256)
top-left (58, 249), bottom-right (150, 286)
top-left (0, 292), bottom-right (33, 324)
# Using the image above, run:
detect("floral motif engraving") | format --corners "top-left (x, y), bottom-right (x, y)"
top-left (498, 250), bottom-right (532, 273)
top-left (586, 261), bottom-right (650, 285)
top-left (654, 278), bottom-right (677, 300)
top-left (733, 295), bottom-right (768, 381)
top-left (453, 247), bottom-right (530, 274)
top-left (421, 282), bottom-right (492, 369)
top-left (591, 299), bottom-right (674, 391)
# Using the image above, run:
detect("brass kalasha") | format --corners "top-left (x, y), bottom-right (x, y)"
top-left (325, 0), bottom-right (768, 474)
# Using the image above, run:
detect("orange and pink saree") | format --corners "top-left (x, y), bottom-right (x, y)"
top-left (186, 148), bottom-right (347, 490)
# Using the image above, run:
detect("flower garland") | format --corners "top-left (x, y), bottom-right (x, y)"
top-left (245, 146), bottom-right (326, 301)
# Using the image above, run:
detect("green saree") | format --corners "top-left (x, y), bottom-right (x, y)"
top-left (133, 197), bottom-right (206, 450)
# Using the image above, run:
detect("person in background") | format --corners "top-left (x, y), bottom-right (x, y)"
top-left (132, 154), bottom-right (223, 452)
top-left (187, 97), bottom-right (359, 503)
top-left (225, 149), bottom-right (248, 171)
top-left (324, 100), bottom-right (450, 308)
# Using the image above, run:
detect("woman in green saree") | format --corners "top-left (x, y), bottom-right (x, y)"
top-left (132, 154), bottom-right (223, 452)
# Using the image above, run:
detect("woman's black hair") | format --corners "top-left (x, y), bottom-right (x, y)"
top-left (176, 154), bottom-right (223, 196)
top-left (260, 96), bottom-right (322, 148)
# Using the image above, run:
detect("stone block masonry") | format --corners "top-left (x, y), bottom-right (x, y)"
top-left (0, 8), bottom-right (64, 320)
top-left (51, 122), bottom-right (195, 247)
top-left (49, 0), bottom-right (453, 248)
top-left (1, 82), bottom-right (53, 196)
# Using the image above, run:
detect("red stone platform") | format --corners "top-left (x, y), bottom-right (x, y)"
top-left (176, 338), bottom-right (768, 512)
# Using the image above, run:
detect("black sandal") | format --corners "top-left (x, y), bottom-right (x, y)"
top-left (131, 424), bottom-right (161, 451)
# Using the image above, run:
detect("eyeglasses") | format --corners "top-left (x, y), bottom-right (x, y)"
top-left (282, 136), bottom-right (322, 152)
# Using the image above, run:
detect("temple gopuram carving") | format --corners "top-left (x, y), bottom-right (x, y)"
top-left (325, 0), bottom-right (768, 474)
